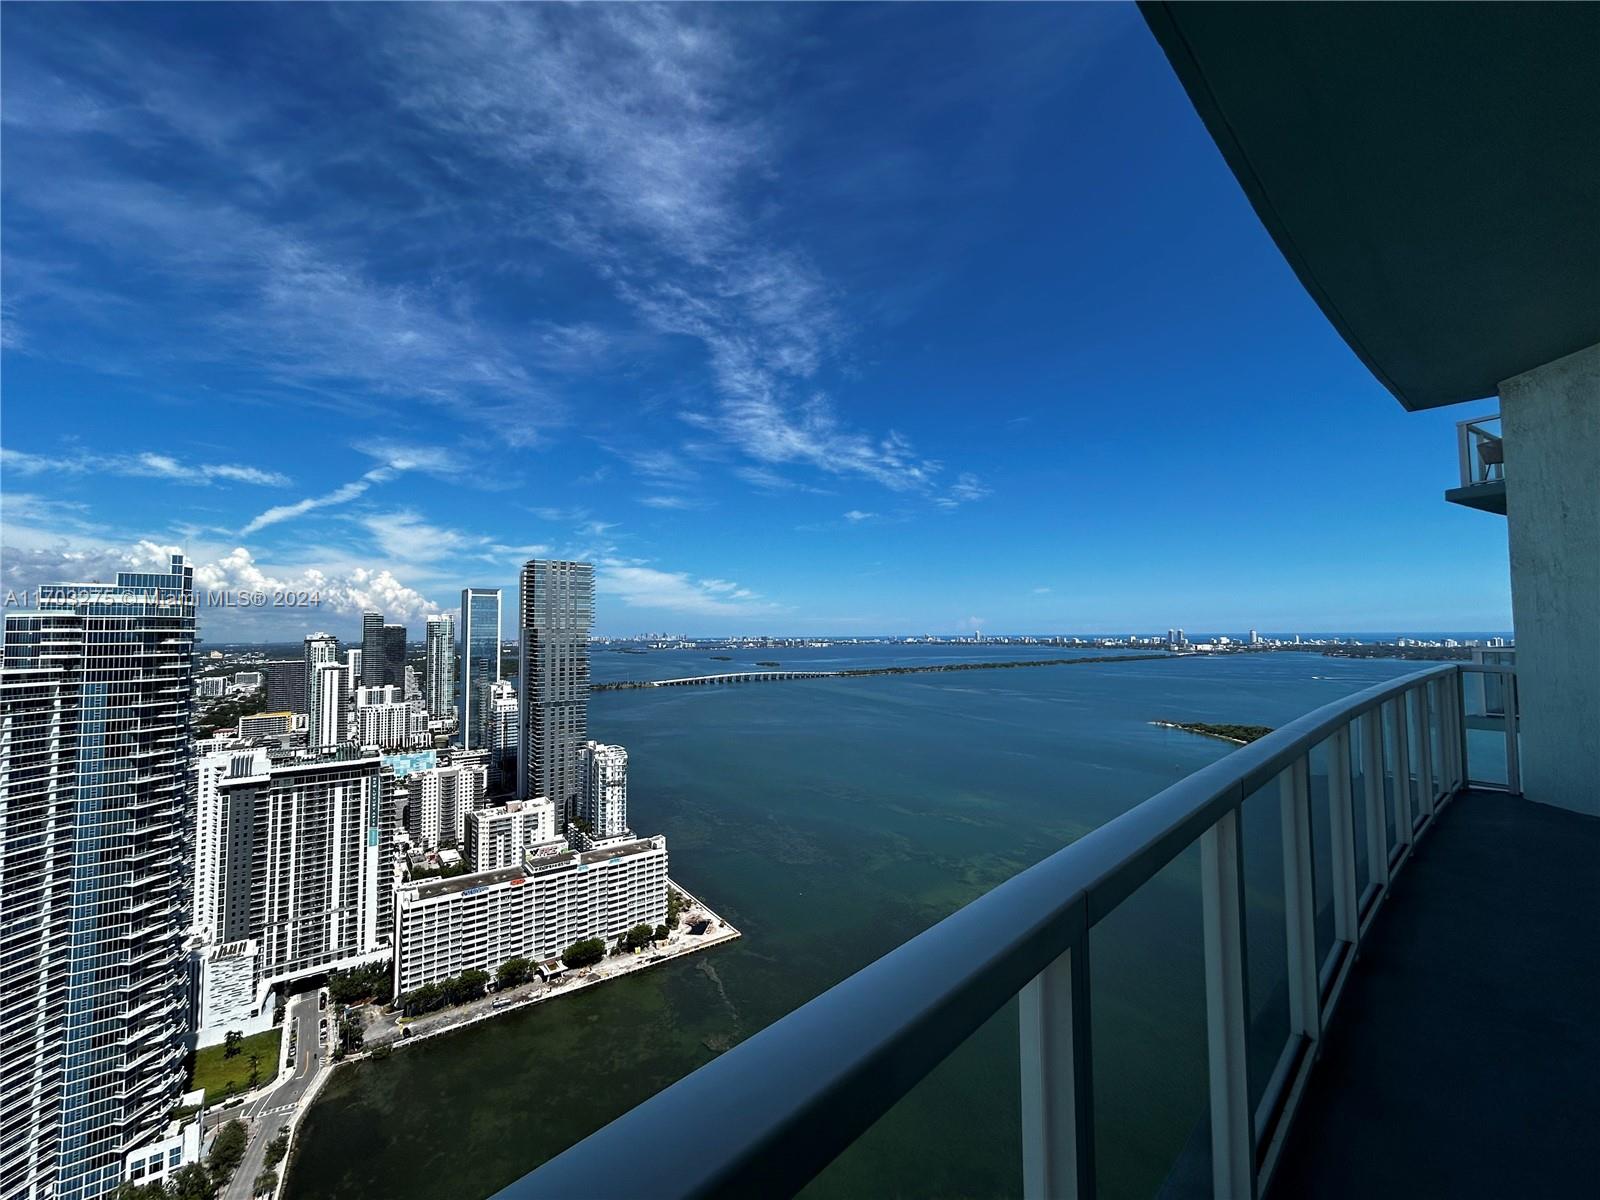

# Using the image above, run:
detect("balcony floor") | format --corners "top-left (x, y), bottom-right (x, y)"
top-left (1269, 789), bottom-right (1600, 1198)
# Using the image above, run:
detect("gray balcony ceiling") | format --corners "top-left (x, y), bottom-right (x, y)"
top-left (1140, 3), bottom-right (1600, 410)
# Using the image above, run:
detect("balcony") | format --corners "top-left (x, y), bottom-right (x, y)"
top-left (494, 663), bottom-right (1599, 1200)
top-left (1444, 414), bottom-right (1506, 514)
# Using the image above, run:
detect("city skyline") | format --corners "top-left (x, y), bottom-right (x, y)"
top-left (0, 4), bottom-right (1511, 638)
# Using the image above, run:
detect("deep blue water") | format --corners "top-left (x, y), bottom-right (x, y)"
top-left (287, 651), bottom-right (1432, 1200)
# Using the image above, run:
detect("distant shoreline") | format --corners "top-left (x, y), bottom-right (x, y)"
top-left (593, 652), bottom-right (1179, 691)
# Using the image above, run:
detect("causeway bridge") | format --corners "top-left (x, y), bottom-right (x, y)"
top-left (650, 671), bottom-right (837, 687)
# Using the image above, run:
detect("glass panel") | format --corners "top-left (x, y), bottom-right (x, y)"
top-left (1406, 689), bottom-right (1425, 819)
top-left (1241, 776), bottom-right (1290, 1120)
top-left (800, 999), bottom-right (1021, 1198)
top-left (1308, 740), bottom-right (1336, 969)
top-left (1380, 702), bottom-right (1399, 850)
top-left (1091, 842), bottom-right (1209, 1199)
top-left (1348, 720), bottom-right (1371, 896)
top-left (1427, 681), bottom-right (1447, 797)
top-left (1463, 672), bottom-right (1509, 786)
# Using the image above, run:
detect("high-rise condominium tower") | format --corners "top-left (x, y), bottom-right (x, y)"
top-left (0, 554), bottom-right (196, 1200)
top-left (459, 588), bottom-right (502, 751)
top-left (517, 560), bottom-right (593, 823)
top-left (360, 610), bottom-right (384, 687)
top-left (582, 741), bottom-right (630, 839)
top-left (381, 623), bottom-right (407, 688)
top-left (303, 631), bottom-right (339, 713)
top-left (425, 614), bottom-right (454, 718)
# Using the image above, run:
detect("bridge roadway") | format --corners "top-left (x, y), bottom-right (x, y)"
top-left (649, 671), bottom-right (837, 687)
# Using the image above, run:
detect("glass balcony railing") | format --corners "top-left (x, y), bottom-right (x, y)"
top-left (1447, 415), bottom-right (1507, 513)
top-left (495, 663), bottom-right (1518, 1200)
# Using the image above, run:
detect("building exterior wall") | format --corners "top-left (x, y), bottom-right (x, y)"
top-left (517, 560), bottom-right (593, 822)
top-left (393, 836), bottom-right (667, 993)
top-left (1500, 341), bottom-right (1600, 815)
top-left (425, 614), bottom-right (455, 719)
top-left (361, 611), bottom-right (384, 688)
top-left (581, 742), bottom-right (629, 839)
top-left (211, 749), bottom-right (395, 999)
top-left (465, 798), bottom-right (557, 870)
top-left (460, 588), bottom-right (502, 751)
top-left (310, 661), bottom-right (349, 748)
top-left (0, 554), bottom-right (196, 1200)
top-left (263, 658), bottom-right (306, 713)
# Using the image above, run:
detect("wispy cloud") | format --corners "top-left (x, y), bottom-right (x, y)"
top-left (843, 509), bottom-right (876, 523)
top-left (639, 494), bottom-right (707, 511)
top-left (241, 467), bottom-right (394, 535)
top-left (372, 5), bottom-right (986, 506)
top-left (3, 446), bottom-right (290, 487)
top-left (599, 560), bottom-right (779, 617)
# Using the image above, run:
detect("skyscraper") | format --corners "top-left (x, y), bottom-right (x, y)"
top-left (303, 631), bottom-right (339, 714)
top-left (310, 661), bottom-right (349, 748)
top-left (263, 657), bottom-right (306, 713)
top-left (425, 614), bottom-right (454, 718)
top-left (0, 554), bottom-right (196, 1200)
top-left (459, 588), bottom-right (502, 750)
top-left (518, 560), bottom-right (593, 823)
top-left (382, 623), bottom-right (407, 688)
top-left (360, 610), bottom-right (384, 687)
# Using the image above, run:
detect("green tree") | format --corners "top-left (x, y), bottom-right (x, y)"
top-left (247, 1052), bottom-right (262, 1089)
top-left (624, 923), bottom-right (656, 952)
top-left (561, 938), bottom-right (605, 969)
top-left (207, 1119), bottom-right (248, 1181)
top-left (253, 1168), bottom-right (278, 1197)
top-left (665, 890), bottom-right (686, 930)
top-left (653, 924), bottom-right (669, 943)
top-left (166, 1164), bottom-right (215, 1200)
top-left (496, 957), bottom-right (532, 989)
top-left (222, 1030), bottom-right (243, 1059)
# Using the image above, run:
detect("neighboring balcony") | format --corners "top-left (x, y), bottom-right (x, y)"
top-left (1445, 414), bottom-right (1506, 514)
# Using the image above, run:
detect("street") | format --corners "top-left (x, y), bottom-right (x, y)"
top-left (219, 992), bottom-right (325, 1200)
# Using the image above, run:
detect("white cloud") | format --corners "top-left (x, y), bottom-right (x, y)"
top-left (3, 445), bottom-right (290, 486)
top-left (599, 560), bottom-right (778, 617)
top-left (241, 467), bottom-right (395, 535)
top-left (372, 6), bottom-right (984, 505)
top-left (843, 510), bottom-right (876, 523)
top-left (639, 494), bottom-right (705, 510)
top-left (1033, 586), bottom-right (1052, 595)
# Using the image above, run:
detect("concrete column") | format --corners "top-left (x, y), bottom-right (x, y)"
top-left (1499, 341), bottom-right (1599, 815)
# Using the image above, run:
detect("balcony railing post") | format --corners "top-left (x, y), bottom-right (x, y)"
top-left (1327, 726), bottom-right (1358, 946)
top-left (1455, 668), bottom-right (1472, 792)
top-left (1019, 940), bottom-right (1094, 1200)
top-left (1361, 709), bottom-right (1388, 893)
top-left (1457, 418), bottom-right (1472, 487)
top-left (1201, 808), bottom-right (1255, 1200)
top-left (1280, 758), bottom-right (1319, 1043)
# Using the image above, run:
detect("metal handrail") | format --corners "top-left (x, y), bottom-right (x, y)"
top-left (497, 663), bottom-right (1507, 1200)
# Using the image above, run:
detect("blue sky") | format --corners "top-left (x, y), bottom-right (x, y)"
top-left (1, 3), bottom-right (1510, 640)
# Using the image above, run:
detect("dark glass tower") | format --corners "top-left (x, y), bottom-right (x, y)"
top-left (517, 560), bottom-right (593, 824)
top-left (360, 610), bottom-right (384, 687)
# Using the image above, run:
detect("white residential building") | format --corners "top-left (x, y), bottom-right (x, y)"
top-left (354, 684), bottom-right (429, 750)
top-left (303, 631), bottom-right (339, 713)
top-left (486, 679), bottom-right (518, 789)
top-left (425, 613), bottom-right (455, 719)
top-left (193, 939), bottom-right (268, 1045)
top-left (191, 745), bottom-right (396, 1027)
top-left (310, 660), bottom-right (350, 748)
top-left (234, 670), bottom-right (264, 689)
top-left (393, 835), bottom-right (669, 994)
top-left (581, 741), bottom-right (629, 839)
top-left (465, 797), bottom-right (558, 871)
top-left (199, 676), bottom-right (227, 699)
top-left (405, 759), bottom-right (489, 850)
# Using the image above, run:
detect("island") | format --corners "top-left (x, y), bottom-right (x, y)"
top-left (1152, 720), bottom-right (1274, 745)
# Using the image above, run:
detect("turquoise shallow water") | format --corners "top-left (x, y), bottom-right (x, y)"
top-left (286, 651), bottom-right (1426, 1200)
